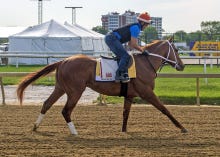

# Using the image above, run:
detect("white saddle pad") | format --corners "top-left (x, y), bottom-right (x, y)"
top-left (95, 57), bottom-right (136, 82)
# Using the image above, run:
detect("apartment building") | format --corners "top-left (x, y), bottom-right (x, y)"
top-left (101, 10), bottom-right (162, 39)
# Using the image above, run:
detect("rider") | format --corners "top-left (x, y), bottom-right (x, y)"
top-left (105, 12), bottom-right (152, 83)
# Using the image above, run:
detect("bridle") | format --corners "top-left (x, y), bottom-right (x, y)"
top-left (148, 40), bottom-right (179, 68)
top-left (145, 40), bottom-right (182, 73)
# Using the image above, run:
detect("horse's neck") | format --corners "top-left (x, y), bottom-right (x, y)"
top-left (134, 54), bottom-right (162, 74)
top-left (144, 41), bottom-right (167, 71)
top-left (148, 55), bottom-right (163, 72)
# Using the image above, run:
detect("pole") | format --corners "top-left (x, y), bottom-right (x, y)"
top-left (65, 7), bottom-right (83, 24)
top-left (196, 78), bottom-right (200, 105)
top-left (30, 0), bottom-right (51, 25)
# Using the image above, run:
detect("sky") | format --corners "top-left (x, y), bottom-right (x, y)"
top-left (0, 0), bottom-right (219, 33)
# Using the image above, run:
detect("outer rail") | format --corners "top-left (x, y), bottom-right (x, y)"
top-left (1, 72), bottom-right (220, 105)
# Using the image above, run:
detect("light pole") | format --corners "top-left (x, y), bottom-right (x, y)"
top-left (65, 6), bottom-right (83, 24)
top-left (31, 0), bottom-right (51, 24)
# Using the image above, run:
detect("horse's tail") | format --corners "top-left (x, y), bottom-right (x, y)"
top-left (17, 61), bottom-right (62, 105)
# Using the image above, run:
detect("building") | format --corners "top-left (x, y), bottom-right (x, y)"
top-left (101, 10), bottom-right (163, 39)
top-left (101, 11), bottom-right (138, 31)
top-left (101, 12), bottom-right (120, 31)
top-left (151, 17), bottom-right (162, 39)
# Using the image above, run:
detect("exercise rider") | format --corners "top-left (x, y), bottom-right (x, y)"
top-left (105, 12), bottom-right (152, 83)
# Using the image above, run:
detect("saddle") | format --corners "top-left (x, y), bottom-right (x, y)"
top-left (95, 55), bottom-right (136, 82)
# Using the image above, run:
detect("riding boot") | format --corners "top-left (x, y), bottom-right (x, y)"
top-left (115, 70), bottom-right (130, 83)
top-left (120, 71), bottom-right (130, 83)
top-left (115, 70), bottom-right (122, 83)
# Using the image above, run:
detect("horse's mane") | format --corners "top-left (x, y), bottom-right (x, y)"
top-left (142, 40), bottom-right (162, 50)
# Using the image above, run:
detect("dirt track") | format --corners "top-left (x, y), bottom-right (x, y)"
top-left (0, 104), bottom-right (220, 157)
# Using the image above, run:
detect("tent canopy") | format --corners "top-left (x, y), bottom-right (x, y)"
top-left (8, 19), bottom-right (108, 64)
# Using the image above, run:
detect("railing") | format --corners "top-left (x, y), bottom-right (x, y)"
top-left (1, 51), bottom-right (220, 69)
top-left (1, 51), bottom-right (220, 105)
top-left (0, 51), bottom-right (112, 67)
top-left (1, 72), bottom-right (220, 105)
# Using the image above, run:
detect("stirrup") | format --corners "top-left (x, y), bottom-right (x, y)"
top-left (115, 74), bottom-right (122, 83)
top-left (115, 72), bottom-right (130, 83)
top-left (121, 77), bottom-right (130, 83)
top-left (121, 73), bottom-right (130, 83)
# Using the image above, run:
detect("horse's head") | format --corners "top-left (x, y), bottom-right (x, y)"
top-left (164, 37), bottom-right (185, 71)
top-left (143, 37), bottom-right (185, 71)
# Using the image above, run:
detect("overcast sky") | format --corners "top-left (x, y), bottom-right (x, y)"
top-left (0, 0), bottom-right (219, 33)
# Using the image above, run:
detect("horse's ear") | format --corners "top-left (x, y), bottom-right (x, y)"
top-left (168, 36), bottom-right (174, 43)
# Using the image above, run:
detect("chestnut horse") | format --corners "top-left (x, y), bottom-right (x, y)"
top-left (17, 38), bottom-right (187, 135)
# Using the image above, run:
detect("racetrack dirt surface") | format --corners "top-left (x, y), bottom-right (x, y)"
top-left (0, 104), bottom-right (220, 157)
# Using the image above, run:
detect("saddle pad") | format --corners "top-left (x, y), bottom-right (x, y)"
top-left (95, 56), bottom-right (136, 81)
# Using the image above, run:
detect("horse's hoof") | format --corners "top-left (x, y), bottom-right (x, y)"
top-left (181, 128), bottom-right (188, 133)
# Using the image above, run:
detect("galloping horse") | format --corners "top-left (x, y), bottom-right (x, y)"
top-left (17, 37), bottom-right (188, 135)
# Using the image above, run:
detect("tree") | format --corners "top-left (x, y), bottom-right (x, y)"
top-left (201, 21), bottom-right (220, 40)
top-left (174, 30), bottom-right (187, 42)
top-left (92, 26), bottom-right (108, 35)
top-left (140, 26), bottom-right (158, 43)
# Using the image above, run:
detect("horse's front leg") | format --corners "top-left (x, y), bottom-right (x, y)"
top-left (142, 90), bottom-right (188, 133)
top-left (122, 97), bottom-right (133, 132)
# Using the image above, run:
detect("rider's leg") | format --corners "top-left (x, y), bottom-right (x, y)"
top-left (104, 34), bottom-right (123, 58)
top-left (117, 53), bottom-right (130, 83)
top-left (105, 34), bottom-right (130, 82)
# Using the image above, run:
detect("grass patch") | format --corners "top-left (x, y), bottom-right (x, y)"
top-left (0, 65), bottom-right (55, 85)
top-left (1, 64), bottom-right (220, 105)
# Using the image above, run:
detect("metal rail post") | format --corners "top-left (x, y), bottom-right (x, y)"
top-left (0, 77), bottom-right (6, 105)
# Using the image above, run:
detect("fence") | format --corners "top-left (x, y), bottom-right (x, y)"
top-left (1, 51), bottom-right (220, 105)
top-left (0, 51), bottom-right (111, 67)
top-left (1, 72), bottom-right (220, 105)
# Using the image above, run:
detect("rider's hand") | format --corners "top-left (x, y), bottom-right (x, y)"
top-left (142, 50), bottom-right (150, 56)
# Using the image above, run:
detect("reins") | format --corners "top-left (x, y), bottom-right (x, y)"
top-left (145, 56), bottom-right (157, 76)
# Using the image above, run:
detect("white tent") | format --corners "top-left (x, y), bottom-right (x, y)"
top-left (8, 19), bottom-right (108, 64)
top-left (64, 22), bottom-right (108, 52)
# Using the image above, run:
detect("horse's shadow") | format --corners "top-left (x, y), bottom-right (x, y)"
top-left (63, 132), bottom-right (190, 149)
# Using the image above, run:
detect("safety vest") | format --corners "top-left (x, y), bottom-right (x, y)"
top-left (113, 23), bottom-right (140, 43)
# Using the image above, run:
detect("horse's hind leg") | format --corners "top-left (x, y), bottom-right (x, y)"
top-left (33, 87), bottom-right (64, 131)
top-left (62, 89), bottom-right (85, 135)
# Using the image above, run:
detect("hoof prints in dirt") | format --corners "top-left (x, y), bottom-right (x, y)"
top-left (0, 105), bottom-right (220, 156)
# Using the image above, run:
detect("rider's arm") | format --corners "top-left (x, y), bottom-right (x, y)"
top-left (128, 25), bottom-right (144, 52)
top-left (128, 37), bottom-right (144, 52)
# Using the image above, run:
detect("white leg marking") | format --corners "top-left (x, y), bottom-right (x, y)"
top-left (67, 122), bottom-right (78, 135)
top-left (35, 113), bottom-right (45, 127)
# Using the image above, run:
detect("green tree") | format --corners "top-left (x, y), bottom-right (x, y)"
top-left (140, 26), bottom-right (158, 43)
top-left (188, 31), bottom-right (202, 42)
top-left (0, 38), bottom-right (8, 44)
top-left (201, 21), bottom-right (220, 40)
top-left (92, 26), bottom-right (108, 35)
top-left (174, 30), bottom-right (187, 42)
